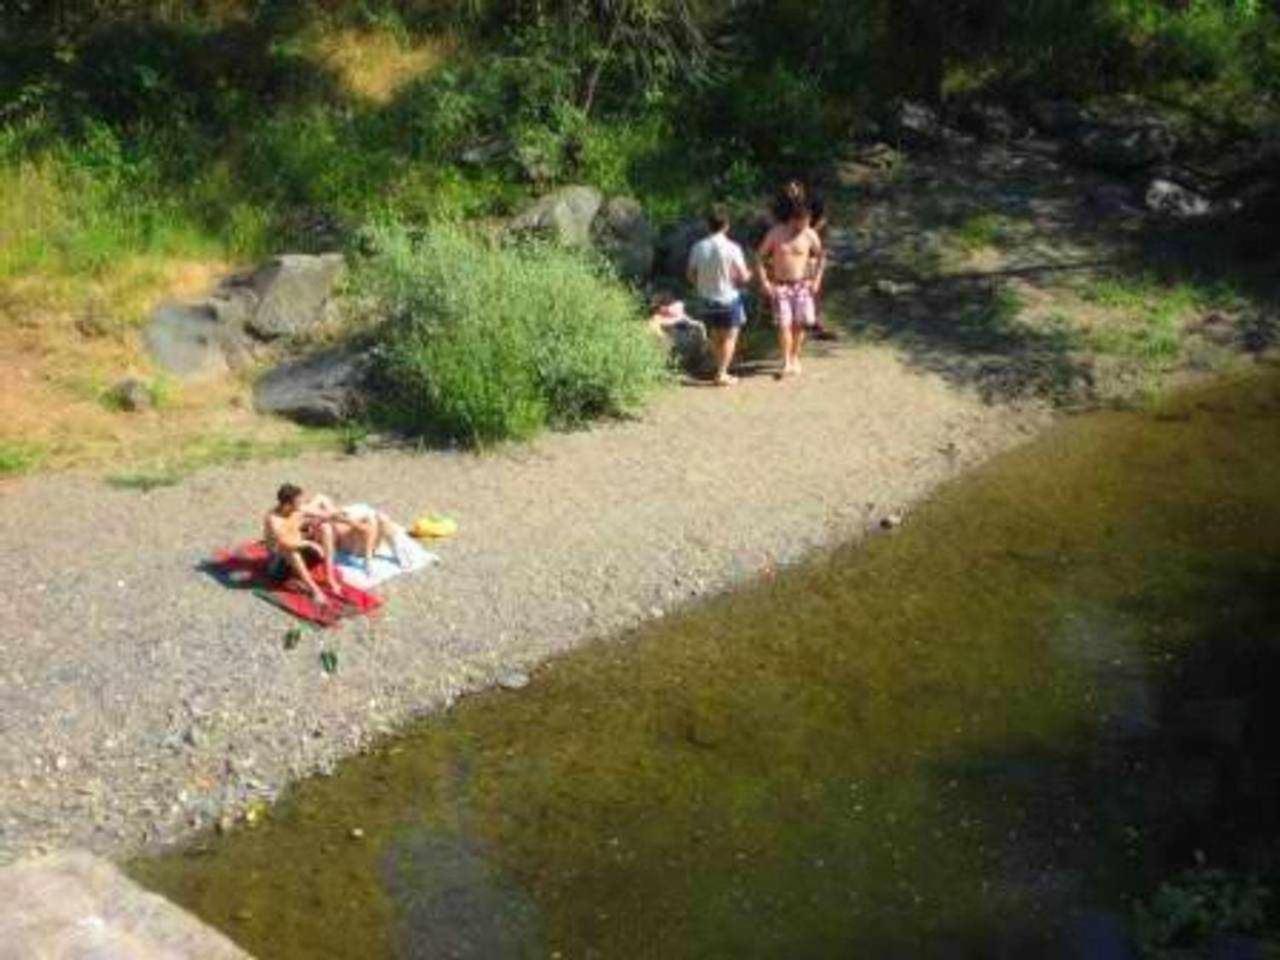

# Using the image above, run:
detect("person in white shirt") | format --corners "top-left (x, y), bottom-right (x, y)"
top-left (687, 206), bottom-right (751, 386)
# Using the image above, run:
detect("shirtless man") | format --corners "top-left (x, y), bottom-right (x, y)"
top-left (263, 483), bottom-right (339, 604)
top-left (757, 192), bottom-right (825, 377)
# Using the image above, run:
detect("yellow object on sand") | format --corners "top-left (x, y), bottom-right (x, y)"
top-left (410, 514), bottom-right (457, 539)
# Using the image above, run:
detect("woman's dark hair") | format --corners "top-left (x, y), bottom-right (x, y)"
top-left (773, 192), bottom-right (808, 223)
top-left (808, 190), bottom-right (826, 223)
top-left (277, 483), bottom-right (303, 506)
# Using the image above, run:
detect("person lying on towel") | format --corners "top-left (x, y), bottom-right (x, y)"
top-left (295, 491), bottom-right (408, 572)
top-left (263, 483), bottom-right (340, 605)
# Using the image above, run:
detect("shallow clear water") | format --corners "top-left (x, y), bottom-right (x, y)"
top-left (131, 368), bottom-right (1280, 958)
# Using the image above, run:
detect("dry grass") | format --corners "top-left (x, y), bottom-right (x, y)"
top-left (0, 253), bottom-right (340, 475)
top-left (309, 28), bottom-right (456, 105)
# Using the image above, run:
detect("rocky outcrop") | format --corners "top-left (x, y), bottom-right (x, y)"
top-left (886, 99), bottom-right (944, 146)
top-left (508, 185), bottom-right (603, 247)
top-left (244, 253), bottom-right (346, 340)
top-left (144, 301), bottom-right (257, 381)
top-left (1068, 118), bottom-right (1178, 172)
top-left (657, 316), bottom-right (709, 372)
top-left (1145, 178), bottom-right (1214, 218)
top-left (253, 345), bottom-right (373, 426)
top-left (655, 217), bottom-right (706, 281)
top-left (144, 253), bottom-right (346, 381)
top-left (0, 851), bottom-right (251, 959)
top-left (591, 196), bottom-right (656, 282)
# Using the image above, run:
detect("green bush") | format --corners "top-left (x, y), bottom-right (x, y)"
top-left (351, 221), bottom-right (667, 446)
top-left (708, 63), bottom-right (830, 169)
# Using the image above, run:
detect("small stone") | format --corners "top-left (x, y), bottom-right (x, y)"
top-left (233, 908), bottom-right (253, 922)
top-left (497, 671), bottom-right (530, 691)
top-left (53, 756), bottom-right (68, 773)
top-left (873, 279), bottom-right (916, 298)
top-left (108, 376), bottom-right (153, 412)
top-left (349, 827), bottom-right (364, 840)
top-left (880, 514), bottom-right (903, 530)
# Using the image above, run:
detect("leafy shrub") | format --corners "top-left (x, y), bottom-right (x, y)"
top-left (708, 63), bottom-right (829, 169)
top-left (350, 220), bottom-right (667, 445)
top-left (1134, 869), bottom-right (1273, 955)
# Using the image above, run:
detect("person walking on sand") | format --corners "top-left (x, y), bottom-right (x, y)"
top-left (757, 191), bottom-right (824, 377)
top-left (687, 205), bottom-right (751, 386)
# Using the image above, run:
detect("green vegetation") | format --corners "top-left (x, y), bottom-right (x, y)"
top-left (3, 0), bottom-right (1277, 295)
top-left (951, 213), bottom-right (1011, 252)
top-left (351, 221), bottom-right (667, 445)
top-left (1, 0), bottom-right (1278, 466)
top-left (103, 429), bottom-right (338, 490)
top-left (0, 439), bottom-right (45, 476)
top-left (1134, 869), bottom-right (1275, 957)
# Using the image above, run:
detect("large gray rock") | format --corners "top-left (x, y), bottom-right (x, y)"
top-left (143, 302), bottom-right (253, 381)
top-left (656, 218), bottom-right (706, 280)
top-left (0, 851), bottom-right (251, 959)
top-left (245, 253), bottom-right (346, 340)
top-left (1146, 177), bottom-right (1213, 218)
top-left (658, 317), bottom-right (709, 373)
top-left (591, 196), bottom-right (656, 281)
top-left (886, 99), bottom-right (943, 145)
top-left (254, 345), bottom-right (372, 426)
top-left (508, 185), bottom-right (603, 247)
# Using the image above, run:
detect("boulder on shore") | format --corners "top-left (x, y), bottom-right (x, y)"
top-left (253, 345), bottom-right (373, 426)
top-left (244, 253), bottom-right (347, 341)
top-left (508, 185), bottom-right (603, 247)
top-left (656, 218), bottom-right (706, 280)
top-left (592, 196), bottom-right (656, 281)
top-left (660, 318), bottom-right (710, 373)
top-left (144, 253), bottom-right (346, 380)
top-left (0, 851), bottom-right (251, 959)
top-left (144, 302), bottom-right (253, 381)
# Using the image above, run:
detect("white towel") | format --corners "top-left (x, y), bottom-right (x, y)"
top-left (337, 529), bottom-right (440, 590)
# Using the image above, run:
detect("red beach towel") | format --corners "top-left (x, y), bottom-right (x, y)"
top-left (208, 540), bottom-right (383, 626)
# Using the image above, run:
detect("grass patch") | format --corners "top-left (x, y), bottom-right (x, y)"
top-left (106, 470), bottom-right (183, 491)
top-left (0, 439), bottom-right (44, 476)
top-left (951, 213), bottom-right (1011, 252)
top-left (308, 27), bottom-right (455, 105)
top-left (352, 221), bottom-right (667, 446)
top-left (103, 428), bottom-right (340, 489)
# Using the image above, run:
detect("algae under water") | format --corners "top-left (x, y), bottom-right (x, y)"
top-left (132, 369), bottom-right (1280, 958)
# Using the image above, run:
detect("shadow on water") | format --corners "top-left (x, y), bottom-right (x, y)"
top-left (129, 368), bottom-right (1280, 959)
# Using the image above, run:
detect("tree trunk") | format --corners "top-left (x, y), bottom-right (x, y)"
top-left (579, 13), bottom-right (623, 117)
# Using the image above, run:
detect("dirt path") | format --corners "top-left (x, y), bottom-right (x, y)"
top-left (0, 340), bottom-right (1050, 864)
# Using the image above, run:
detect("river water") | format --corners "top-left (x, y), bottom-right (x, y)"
top-left (131, 368), bottom-right (1280, 958)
